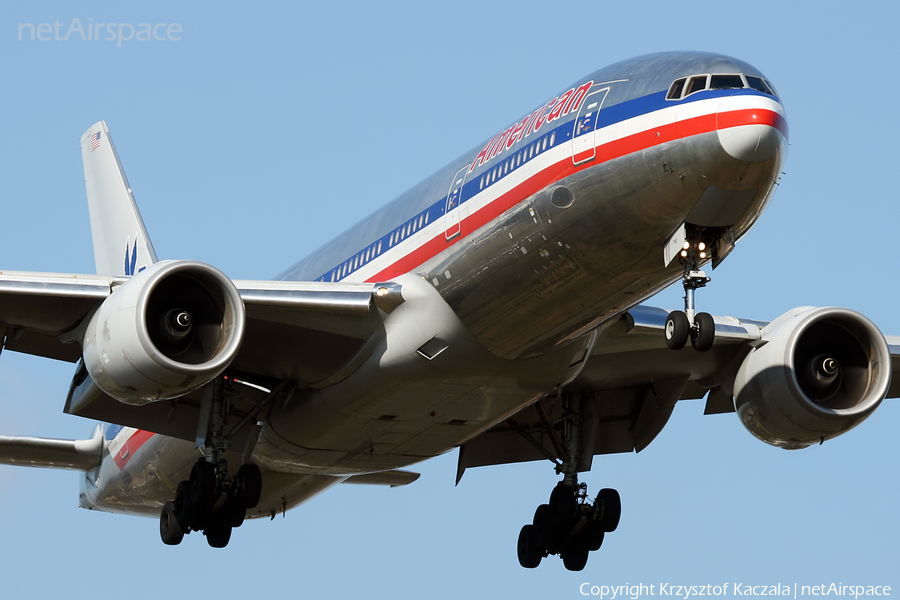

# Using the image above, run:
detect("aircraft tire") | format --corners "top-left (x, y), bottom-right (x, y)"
top-left (189, 460), bottom-right (217, 509)
top-left (531, 504), bottom-right (552, 550)
top-left (580, 520), bottom-right (605, 552)
top-left (174, 481), bottom-right (197, 530)
top-left (223, 498), bottom-right (247, 528)
top-left (205, 522), bottom-right (232, 548)
top-left (547, 484), bottom-right (576, 548)
top-left (597, 488), bottom-right (621, 532)
top-left (517, 525), bottom-right (542, 568)
top-left (691, 312), bottom-right (715, 352)
top-left (237, 463), bottom-right (262, 508)
top-left (160, 501), bottom-right (184, 545)
top-left (665, 311), bottom-right (690, 350)
top-left (562, 546), bottom-right (589, 572)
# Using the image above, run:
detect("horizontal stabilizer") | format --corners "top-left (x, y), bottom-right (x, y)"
top-left (0, 428), bottom-right (102, 471)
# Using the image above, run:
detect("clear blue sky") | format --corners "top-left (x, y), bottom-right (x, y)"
top-left (1, 1), bottom-right (898, 598)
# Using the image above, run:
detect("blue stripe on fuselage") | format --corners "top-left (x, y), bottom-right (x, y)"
top-left (304, 87), bottom-right (776, 283)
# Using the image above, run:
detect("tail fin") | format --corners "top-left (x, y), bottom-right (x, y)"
top-left (81, 121), bottom-right (158, 276)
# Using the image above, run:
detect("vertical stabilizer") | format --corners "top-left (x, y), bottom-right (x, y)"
top-left (80, 121), bottom-right (158, 276)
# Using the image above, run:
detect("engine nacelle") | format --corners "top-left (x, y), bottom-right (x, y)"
top-left (733, 307), bottom-right (891, 449)
top-left (82, 260), bottom-right (245, 405)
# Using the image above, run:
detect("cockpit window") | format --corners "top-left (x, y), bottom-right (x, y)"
top-left (685, 75), bottom-right (708, 96)
top-left (666, 72), bottom-right (777, 100)
top-left (710, 74), bottom-right (744, 90)
top-left (666, 78), bottom-right (686, 100)
top-left (746, 76), bottom-right (775, 96)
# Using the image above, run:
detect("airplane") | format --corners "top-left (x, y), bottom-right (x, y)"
top-left (1, 50), bottom-right (897, 572)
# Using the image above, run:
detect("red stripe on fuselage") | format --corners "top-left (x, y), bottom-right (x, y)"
top-left (112, 429), bottom-right (155, 470)
top-left (366, 107), bottom-right (783, 282)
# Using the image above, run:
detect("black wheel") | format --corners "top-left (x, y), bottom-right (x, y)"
top-left (562, 546), bottom-right (590, 571)
top-left (236, 463), bottom-right (262, 508)
top-left (665, 311), bottom-right (690, 350)
top-left (174, 481), bottom-right (196, 531)
top-left (580, 520), bottom-right (605, 552)
top-left (222, 498), bottom-right (247, 528)
top-left (189, 460), bottom-right (217, 509)
top-left (597, 488), bottom-right (621, 532)
top-left (531, 504), bottom-right (551, 550)
top-left (517, 525), bottom-right (542, 568)
top-left (160, 501), bottom-right (184, 546)
top-left (205, 522), bottom-right (232, 548)
top-left (547, 484), bottom-right (577, 549)
top-left (691, 312), bottom-right (715, 352)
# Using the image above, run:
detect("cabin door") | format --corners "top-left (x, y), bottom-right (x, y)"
top-left (444, 165), bottom-right (469, 240)
top-left (572, 88), bottom-right (609, 165)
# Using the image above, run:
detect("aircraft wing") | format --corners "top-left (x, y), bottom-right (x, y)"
top-left (0, 270), bottom-right (385, 376)
top-left (455, 305), bottom-right (900, 481)
top-left (0, 269), bottom-right (398, 443)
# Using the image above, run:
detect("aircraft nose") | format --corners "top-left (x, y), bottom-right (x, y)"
top-left (716, 96), bottom-right (787, 163)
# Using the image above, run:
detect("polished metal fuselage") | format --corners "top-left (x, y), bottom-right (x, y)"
top-left (84, 51), bottom-right (787, 517)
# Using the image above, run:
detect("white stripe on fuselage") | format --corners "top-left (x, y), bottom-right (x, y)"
top-left (340, 93), bottom-right (783, 283)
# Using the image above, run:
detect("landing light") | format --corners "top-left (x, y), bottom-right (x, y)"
top-left (698, 242), bottom-right (706, 251)
top-left (375, 286), bottom-right (390, 297)
top-left (682, 241), bottom-right (690, 250)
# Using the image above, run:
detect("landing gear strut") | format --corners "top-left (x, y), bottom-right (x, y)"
top-left (159, 376), bottom-right (263, 548)
top-left (665, 238), bottom-right (715, 352)
top-left (516, 393), bottom-right (621, 571)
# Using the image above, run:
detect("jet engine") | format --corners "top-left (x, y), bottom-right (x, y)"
top-left (82, 260), bottom-right (245, 405)
top-left (733, 307), bottom-right (891, 449)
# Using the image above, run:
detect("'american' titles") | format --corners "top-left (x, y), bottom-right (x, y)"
top-left (468, 80), bottom-right (594, 173)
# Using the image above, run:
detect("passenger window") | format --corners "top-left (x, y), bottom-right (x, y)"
top-left (746, 76), bottom-right (774, 95)
top-left (480, 176), bottom-right (484, 190)
top-left (667, 78), bottom-right (686, 100)
top-left (686, 75), bottom-right (708, 96)
top-left (377, 241), bottom-right (382, 254)
top-left (542, 137), bottom-right (548, 151)
top-left (550, 132), bottom-right (556, 146)
top-left (710, 74), bottom-right (745, 90)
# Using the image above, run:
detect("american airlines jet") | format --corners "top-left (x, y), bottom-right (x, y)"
top-left (1, 51), bottom-right (897, 572)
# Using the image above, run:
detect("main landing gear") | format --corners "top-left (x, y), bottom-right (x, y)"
top-left (159, 377), bottom-right (263, 548)
top-left (516, 393), bottom-right (621, 571)
top-left (665, 237), bottom-right (715, 352)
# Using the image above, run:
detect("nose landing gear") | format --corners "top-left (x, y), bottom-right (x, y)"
top-left (516, 393), bottom-right (621, 571)
top-left (665, 236), bottom-right (716, 352)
